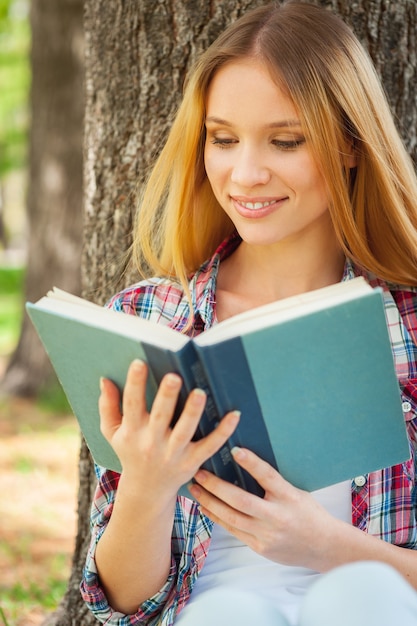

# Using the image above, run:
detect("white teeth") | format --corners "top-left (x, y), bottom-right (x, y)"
top-left (240, 200), bottom-right (276, 210)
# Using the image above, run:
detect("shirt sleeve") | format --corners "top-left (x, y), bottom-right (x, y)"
top-left (80, 465), bottom-right (213, 625)
top-left (80, 465), bottom-right (179, 625)
top-left (364, 287), bottom-right (417, 547)
top-left (80, 280), bottom-right (213, 624)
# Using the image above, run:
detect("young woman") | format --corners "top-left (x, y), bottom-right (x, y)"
top-left (81, 2), bottom-right (417, 624)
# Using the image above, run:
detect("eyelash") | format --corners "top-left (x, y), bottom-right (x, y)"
top-left (210, 138), bottom-right (236, 149)
top-left (272, 139), bottom-right (306, 151)
top-left (209, 138), bottom-right (306, 150)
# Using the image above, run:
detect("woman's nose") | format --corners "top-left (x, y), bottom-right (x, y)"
top-left (230, 147), bottom-right (271, 187)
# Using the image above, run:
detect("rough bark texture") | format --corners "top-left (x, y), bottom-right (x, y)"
top-left (48, 1), bottom-right (416, 624)
top-left (1, 0), bottom-right (84, 396)
top-left (82, 0), bottom-right (268, 304)
top-left (321, 0), bottom-right (416, 166)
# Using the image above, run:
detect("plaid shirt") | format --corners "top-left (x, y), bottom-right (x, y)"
top-left (81, 233), bottom-right (417, 626)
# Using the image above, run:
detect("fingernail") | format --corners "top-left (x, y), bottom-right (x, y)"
top-left (189, 484), bottom-right (201, 498)
top-left (132, 359), bottom-right (145, 370)
top-left (231, 446), bottom-right (245, 460)
top-left (99, 377), bottom-right (105, 392)
top-left (195, 469), bottom-right (208, 483)
top-left (165, 373), bottom-right (182, 387)
top-left (192, 388), bottom-right (206, 405)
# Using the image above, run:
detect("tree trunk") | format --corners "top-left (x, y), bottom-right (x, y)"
top-left (321, 0), bottom-right (416, 167)
top-left (0, 0), bottom-right (84, 397)
top-left (48, 0), bottom-right (416, 624)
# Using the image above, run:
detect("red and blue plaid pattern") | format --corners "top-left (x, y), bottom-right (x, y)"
top-left (81, 234), bottom-right (417, 625)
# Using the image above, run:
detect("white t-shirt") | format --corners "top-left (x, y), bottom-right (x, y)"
top-left (175, 481), bottom-right (352, 625)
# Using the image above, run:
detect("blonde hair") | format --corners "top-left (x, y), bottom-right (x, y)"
top-left (134, 0), bottom-right (417, 290)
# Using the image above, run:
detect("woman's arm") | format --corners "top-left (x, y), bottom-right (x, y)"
top-left (189, 447), bottom-right (417, 590)
top-left (94, 360), bottom-right (240, 613)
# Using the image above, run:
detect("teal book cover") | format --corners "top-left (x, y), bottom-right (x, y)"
top-left (25, 302), bottom-right (243, 491)
top-left (195, 290), bottom-right (409, 491)
top-left (26, 279), bottom-right (410, 495)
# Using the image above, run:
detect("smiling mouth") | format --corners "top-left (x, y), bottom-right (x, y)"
top-left (235, 198), bottom-right (287, 210)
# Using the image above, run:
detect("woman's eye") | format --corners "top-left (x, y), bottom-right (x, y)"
top-left (272, 138), bottom-right (306, 151)
top-left (210, 137), bottom-right (237, 149)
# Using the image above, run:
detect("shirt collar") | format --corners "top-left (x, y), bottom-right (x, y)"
top-left (187, 235), bottom-right (413, 330)
top-left (191, 235), bottom-right (359, 327)
top-left (189, 232), bottom-right (241, 329)
top-left (342, 258), bottom-right (357, 282)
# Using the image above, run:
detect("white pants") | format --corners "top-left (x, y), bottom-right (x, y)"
top-left (174, 562), bottom-right (417, 625)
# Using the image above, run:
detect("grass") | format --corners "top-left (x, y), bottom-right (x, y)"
top-left (1, 570), bottom-right (68, 619)
top-left (0, 266), bottom-right (25, 356)
top-left (37, 382), bottom-right (72, 415)
top-left (0, 608), bottom-right (10, 626)
top-left (0, 577), bottom-right (69, 625)
top-left (0, 400), bottom-right (79, 626)
top-left (0, 3), bottom-right (30, 177)
top-left (0, 265), bottom-right (73, 413)
top-left (0, 265), bottom-right (78, 625)
top-left (0, 8), bottom-right (74, 622)
top-left (0, 264), bottom-right (75, 418)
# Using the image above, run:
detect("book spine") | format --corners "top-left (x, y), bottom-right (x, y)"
top-left (141, 342), bottom-right (196, 423)
top-left (195, 337), bottom-right (277, 497)
top-left (141, 342), bottom-right (242, 486)
top-left (187, 355), bottom-right (248, 490)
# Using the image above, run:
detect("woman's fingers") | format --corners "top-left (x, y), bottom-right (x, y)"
top-left (121, 359), bottom-right (149, 427)
top-left (99, 376), bottom-right (123, 441)
top-left (189, 410), bottom-right (241, 464)
top-left (100, 358), bottom-right (241, 476)
top-left (99, 359), bottom-right (149, 441)
top-left (147, 372), bottom-right (184, 436)
top-left (230, 446), bottom-right (282, 492)
top-left (168, 388), bottom-right (207, 447)
top-left (190, 447), bottom-right (286, 518)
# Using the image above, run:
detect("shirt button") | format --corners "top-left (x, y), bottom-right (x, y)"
top-left (402, 401), bottom-right (412, 413)
top-left (354, 475), bottom-right (367, 487)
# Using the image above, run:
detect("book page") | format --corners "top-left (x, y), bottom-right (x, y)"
top-left (29, 291), bottom-right (190, 351)
top-left (196, 277), bottom-right (374, 346)
top-left (47, 287), bottom-right (103, 310)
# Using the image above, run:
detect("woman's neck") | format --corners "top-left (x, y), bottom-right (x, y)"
top-left (216, 229), bottom-right (345, 321)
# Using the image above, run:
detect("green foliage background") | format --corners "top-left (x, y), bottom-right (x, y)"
top-left (0, 0), bottom-right (30, 178)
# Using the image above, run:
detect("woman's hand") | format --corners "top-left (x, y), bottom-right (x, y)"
top-left (99, 359), bottom-right (240, 503)
top-left (188, 446), bottom-right (345, 572)
top-left (96, 358), bottom-right (241, 611)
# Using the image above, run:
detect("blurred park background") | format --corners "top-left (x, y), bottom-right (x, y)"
top-left (1, 0), bottom-right (416, 625)
top-left (1, 1), bottom-right (81, 624)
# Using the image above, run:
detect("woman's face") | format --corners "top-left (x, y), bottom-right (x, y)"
top-left (204, 58), bottom-right (333, 249)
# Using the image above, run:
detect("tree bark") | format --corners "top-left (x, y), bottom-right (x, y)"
top-left (321, 0), bottom-right (416, 167)
top-left (0, 0), bottom-right (84, 396)
top-left (48, 1), bottom-right (416, 624)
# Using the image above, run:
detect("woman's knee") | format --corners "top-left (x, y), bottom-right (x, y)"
top-left (175, 587), bottom-right (290, 626)
top-left (299, 561), bottom-right (417, 626)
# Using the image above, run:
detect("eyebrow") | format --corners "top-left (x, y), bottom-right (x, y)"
top-left (205, 116), bottom-right (302, 129)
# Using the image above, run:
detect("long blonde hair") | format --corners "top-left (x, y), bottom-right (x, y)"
top-left (133, 0), bottom-right (417, 290)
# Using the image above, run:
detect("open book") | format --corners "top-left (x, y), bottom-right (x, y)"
top-left (26, 277), bottom-right (409, 496)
